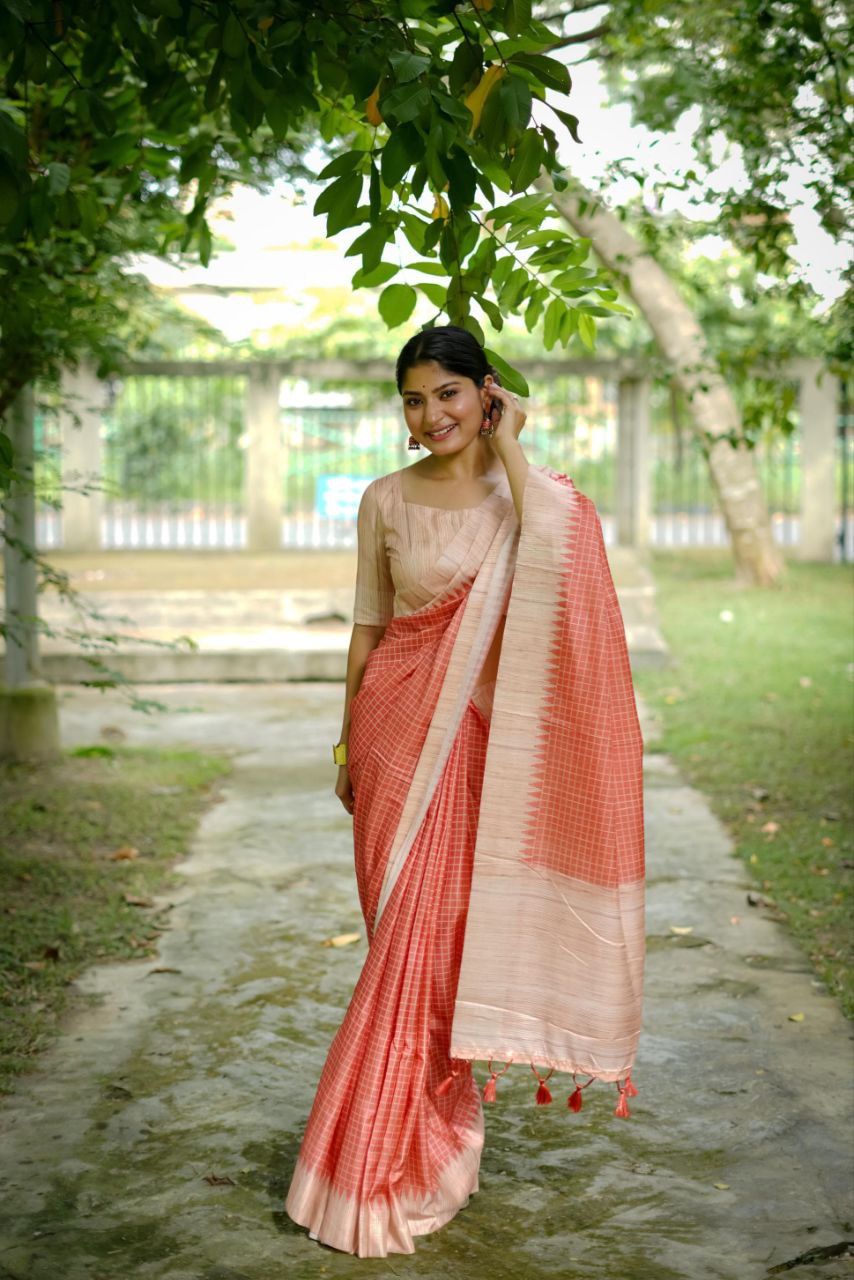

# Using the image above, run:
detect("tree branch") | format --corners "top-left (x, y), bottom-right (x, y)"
top-left (545, 20), bottom-right (610, 49)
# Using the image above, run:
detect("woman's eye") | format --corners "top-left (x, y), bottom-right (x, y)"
top-left (441, 389), bottom-right (456, 398)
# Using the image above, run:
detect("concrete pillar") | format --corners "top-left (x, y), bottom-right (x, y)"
top-left (795, 358), bottom-right (839, 562)
top-left (246, 367), bottom-right (283, 552)
top-left (60, 363), bottom-right (104, 551)
top-left (616, 376), bottom-right (651, 548)
top-left (1, 385), bottom-right (60, 761)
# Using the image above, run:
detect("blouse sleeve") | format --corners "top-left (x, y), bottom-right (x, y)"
top-left (352, 481), bottom-right (395, 626)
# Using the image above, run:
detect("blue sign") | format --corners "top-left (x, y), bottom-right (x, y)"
top-left (316, 475), bottom-right (375, 520)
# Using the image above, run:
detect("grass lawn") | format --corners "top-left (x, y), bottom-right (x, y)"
top-left (635, 549), bottom-right (853, 1017)
top-left (0, 744), bottom-right (232, 1094)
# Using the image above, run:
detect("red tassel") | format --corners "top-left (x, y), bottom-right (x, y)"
top-left (483, 1059), bottom-right (509, 1102)
top-left (567, 1072), bottom-right (594, 1112)
top-left (531, 1064), bottom-right (554, 1104)
top-left (436, 1070), bottom-right (457, 1097)
top-left (625, 1074), bottom-right (639, 1097)
top-left (615, 1084), bottom-right (630, 1118)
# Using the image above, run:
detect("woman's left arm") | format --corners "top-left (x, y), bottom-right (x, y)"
top-left (483, 377), bottom-right (530, 522)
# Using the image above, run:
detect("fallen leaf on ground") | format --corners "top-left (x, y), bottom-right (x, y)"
top-left (713, 1182), bottom-right (730, 1190)
top-left (760, 821), bottom-right (780, 836)
top-left (788, 1012), bottom-right (805, 1022)
top-left (322, 932), bottom-right (361, 948)
top-left (669, 925), bottom-right (693, 935)
top-left (203, 1173), bottom-right (236, 1186)
top-left (747, 891), bottom-right (776, 907)
top-left (799, 676), bottom-right (813, 687)
top-left (145, 966), bottom-right (182, 975)
top-left (110, 846), bottom-right (139, 861)
top-left (22, 960), bottom-right (46, 971)
top-left (820, 837), bottom-right (834, 847)
top-left (729, 915), bottom-right (741, 925)
top-left (124, 893), bottom-right (154, 907)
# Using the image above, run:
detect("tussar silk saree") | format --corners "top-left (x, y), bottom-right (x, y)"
top-left (285, 463), bottom-right (645, 1257)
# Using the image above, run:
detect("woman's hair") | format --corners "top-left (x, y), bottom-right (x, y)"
top-left (395, 324), bottom-right (499, 393)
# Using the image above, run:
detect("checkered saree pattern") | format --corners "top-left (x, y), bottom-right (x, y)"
top-left (285, 466), bottom-right (645, 1257)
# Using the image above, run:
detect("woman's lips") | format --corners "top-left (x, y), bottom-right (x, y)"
top-left (426, 424), bottom-right (456, 439)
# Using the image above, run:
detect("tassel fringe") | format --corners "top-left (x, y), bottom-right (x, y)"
top-left (477, 1062), bottom-right (639, 1116)
top-left (531, 1064), bottom-right (554, 1104)
top-left (482, 1059), bottom-right (510, 1103)
top-left (567, 1072), bottom-right (596, 1112)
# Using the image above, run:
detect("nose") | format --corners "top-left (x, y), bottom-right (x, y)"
top-left (426, 399), bottom-right (446, 426)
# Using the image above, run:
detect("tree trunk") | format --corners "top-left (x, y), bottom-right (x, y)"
top-left (1, 386), bottom-right (60, 761)
top-left (540, 176), bottom-right (785, 586)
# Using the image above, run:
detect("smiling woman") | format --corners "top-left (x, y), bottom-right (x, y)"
top-left (284, 325), bottom-right (646, 1258)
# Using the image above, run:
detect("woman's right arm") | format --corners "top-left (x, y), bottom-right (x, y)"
top-left (334, 621), bottom-right (387, 815)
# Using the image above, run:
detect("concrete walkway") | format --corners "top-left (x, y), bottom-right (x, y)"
top-left (0, 684), bottom-right (851, 1280)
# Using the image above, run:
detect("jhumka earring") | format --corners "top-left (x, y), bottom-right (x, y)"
top-left (407, 434), bottom-right (421, 450)
top-left (479, 415), bottom-right (495, 438)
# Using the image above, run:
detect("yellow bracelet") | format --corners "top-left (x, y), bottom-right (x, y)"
top-left (333, 741), bottom-right (348, 766)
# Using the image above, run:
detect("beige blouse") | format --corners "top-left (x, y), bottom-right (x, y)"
top-left (352, 467), bottom-right (505, 626)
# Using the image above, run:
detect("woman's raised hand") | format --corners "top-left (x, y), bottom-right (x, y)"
top-left (482, 376), bottom-right (527, 454)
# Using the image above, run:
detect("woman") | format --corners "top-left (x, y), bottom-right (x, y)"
top-left (285, 326), bottom-right (645, 1258)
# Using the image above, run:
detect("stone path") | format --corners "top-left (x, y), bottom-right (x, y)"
top-left (0, 684), bottom-right (851, 1280)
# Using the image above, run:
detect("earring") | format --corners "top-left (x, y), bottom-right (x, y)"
top-left (479, 416), bottom-right (495, 438)
top-left (408, 435), bottom-right (421, 450)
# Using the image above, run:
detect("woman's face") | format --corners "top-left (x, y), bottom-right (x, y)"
top-left (400, 360), bottom-right (488, 454)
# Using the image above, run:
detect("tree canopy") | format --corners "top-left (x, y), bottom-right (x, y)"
top-left (0, 0), bottom-right (632, 449)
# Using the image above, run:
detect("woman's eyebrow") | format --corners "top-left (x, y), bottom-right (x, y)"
top-left (401, 381), bottom-right (460, 396)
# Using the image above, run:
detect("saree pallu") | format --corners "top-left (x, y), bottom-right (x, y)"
top-left (285, 465), bottom-right (645, 1257)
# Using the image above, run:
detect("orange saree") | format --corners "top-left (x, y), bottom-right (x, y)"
top-left (285, 464), bottom-right (645, 1257)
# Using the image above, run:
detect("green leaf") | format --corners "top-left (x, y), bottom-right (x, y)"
top-left (314, 171), bottom-right (363, 217)
top-left (348, 55), bottom-right (384, 100)
top-left (501, 75), bottom-right (532, 132)
top-left (198, 219), bottom-right (212, 267)
top-left (389, 50), bottom-right (430, 83)
top-left (0, 160), bottom-right (18, 226)
top-left (0, 109), bottom-right (27, 165)
top-left (505, 0), bottom-right (533, 38)
top-left (524, 291), bottom-right (545, 332)
top-left (543, 297), bottom-right (563, 350)
top-left (449, 39), bottom-right (481, 96)
top-left (418, 281), bottom-right (448, 307)
top-left (316, 150), bottom-right (367, 181)
top-left (461, 314), bottom-right (485, 346)
top-left (411, 260), bottom-right (448, 275)
top-left (381, 125), bottom-right (419, 187)
top-left (369, 161), bottom-right (381, 220)
top-left (577, 311), bottom-right (596, 351)
top-left (222, 12), bottom-right (246, 59)
top-left (559, 308), bottom-right (579, 343)
top-left (346, 222), bottom-right (392, 271)
top-left (476, 294), bottom-right (504, 331)
top-left (443, 148), bottom-right (477, 208)
top-left (380, 83), bottom-right (431, 124)
top-left (508, 52), bottom-right (570, 94)
top-left (401, 212), bottom-right (429, 253)
top-left (379, 283), bottom-right (418, 328)
top-left (483, 348), bottom-right (529, 397)
top-left (46, 162), bottom-right (70, 196)
top-left (352, 261), bottom-right (399, 287)
top-left (550, 105), bottom-right (582, 144)
top-left (508, 128), bottom-right (543, 194)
